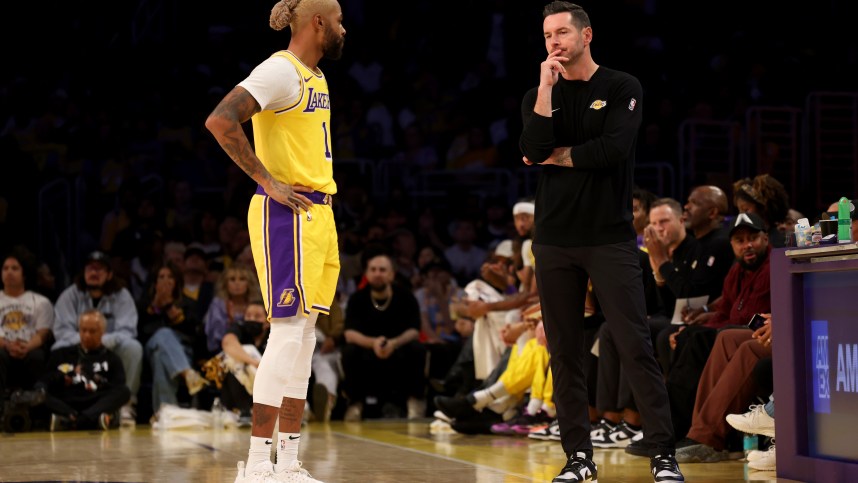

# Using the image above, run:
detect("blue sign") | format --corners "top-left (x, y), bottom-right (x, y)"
top-left (811, 320), bottom-right (831, 414)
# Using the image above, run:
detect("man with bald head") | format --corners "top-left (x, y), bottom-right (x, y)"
top-left (680, 186), bottom-right (734, 320)
top-left (206, 0), bottom-right (346, 481)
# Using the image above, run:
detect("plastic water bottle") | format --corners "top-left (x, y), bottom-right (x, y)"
top-left (838, 197), bottom-right (853, 243)
top-left (743, 432), bottom-right (758, 457)
top-left (211, 397), bottom-right (224, 429)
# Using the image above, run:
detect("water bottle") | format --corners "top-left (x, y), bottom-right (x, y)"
top-left (211, 397), bottom-right (224, 429)
top-left (743, 432), bottom-right (758, 457)
top-left (838, 197), bottom-right (853, 243)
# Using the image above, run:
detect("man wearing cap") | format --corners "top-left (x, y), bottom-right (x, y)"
top-left (662, 211), bottom-right (772, 442)
top-left (52, 251), bottom-right (141, 426)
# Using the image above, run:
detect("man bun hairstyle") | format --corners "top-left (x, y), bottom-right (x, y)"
top-left (270, 0), bottom-right (301, 31)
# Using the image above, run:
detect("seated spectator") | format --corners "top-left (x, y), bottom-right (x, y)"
top-left (732, 174), bottom-right (790, 248)
top-left (181, 246), bottom-right (215, 324)
top-left (203, 302), bottom-right (269, 424)
top-left (663, 212), bottom-right (772, 439)
top-left (138, 262), bottom-right (208, 416)
top-left (52, 250), bottom-right (141, 426)
top-left (674, 315), bottom-right (773, 463)
top-left (434, 306), bottom-right (553, 436)
top-left (203, 265), bottom-right (262, 356)
top-left (1, 249), bottom-right (54, 398)
top-left (38, 309), bottom-right (131, 431)
top-left (310, 300), bottom-right (344, 423)
top-left (414, 257), bottom-right (464, 379)
top-left (341, 253), bottom-right (426, 421)
top-left (444, 218), bottom-right (488, 287)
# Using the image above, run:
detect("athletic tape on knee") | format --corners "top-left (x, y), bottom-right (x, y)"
top-left (282, 322), bottom-right (318, 399)
top-left (253, 317), bottom-right (306, 406)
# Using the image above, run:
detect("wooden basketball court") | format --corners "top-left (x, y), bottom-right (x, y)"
top-left (0, 420), bottom-right (792, 482)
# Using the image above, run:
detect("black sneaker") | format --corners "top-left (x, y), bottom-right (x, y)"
top-left (625, 432), bottom-right (651, 457)
top-left (433, 395), bottom-right (479, 421)
top-left (650, 454), bottom-right (685, 482)
top-left (553, 452), bottom-right (597, 483)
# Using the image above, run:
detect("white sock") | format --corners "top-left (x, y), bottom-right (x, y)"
top-left (526, 397), bottom-right (543, 416)
top-left (473, 381), bottom-right (509, 410)
top-left (274, 432), bottom-right (300, 471)
top-left (542, 403), bottom-right (557, 418)
top-left (247, 436), bottom-right (273, 470)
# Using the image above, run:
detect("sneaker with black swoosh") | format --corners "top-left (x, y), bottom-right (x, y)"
top-left (553, 452), bottom-right (597, 483)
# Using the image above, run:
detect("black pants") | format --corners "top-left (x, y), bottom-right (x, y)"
top-left (44, 385), bottom-right (131, 427)
top-left (597, 316), bottom-right (672, 413)
top-left (220, 373), bottom-right (252, 414)
top-left (664, 325), bottom-right (717, 439)
top-left (534, 240), bottom-right (675, 458)
top-left (0, 347), bottom-right (46, 395)
top-left (341, 341), bottom-right (426, 408)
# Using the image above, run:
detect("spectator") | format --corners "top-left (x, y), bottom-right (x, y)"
top-left (203, 265), bottom-right (262, 355)
top-left (52, 250), bottom-right (141, 426)
top-left (311, 302), bottom-right (344, 423)
top-left (632, 187), bottom-right (658, 248)
top-left (732, 174), bottom-right (790, 248)
top-left (138, 262), bottom-right (208, 416)
top-left (674, 315), bottom-right (774, 463)
top-left (342, 253), bottom-right (425, 421)
top-left (663, 212), bottom-right (772, 440)
top-left (181, 246), bottom-right (215, 322)
top-left (205, 302), bottom-right (270, 423)
top-left (444, 218), bottom-right (488, 288)
top-left (1, 250), bottom-right (54, 398)
top-left (38, 309), bottom-right (131, 431)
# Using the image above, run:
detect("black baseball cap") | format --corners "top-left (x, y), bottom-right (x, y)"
top-left (85, 250), bottom-right (111, 269)
top-left (729, 212), bottom-right (766, 237)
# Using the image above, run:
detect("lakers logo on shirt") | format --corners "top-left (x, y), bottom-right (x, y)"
top-left (277, 289), bottom-right (297, 307)
top-left (589, 100), bottom-right (607, 110)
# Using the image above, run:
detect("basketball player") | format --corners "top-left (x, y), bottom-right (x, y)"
top-left (205, 1), bottom-right (345, 481)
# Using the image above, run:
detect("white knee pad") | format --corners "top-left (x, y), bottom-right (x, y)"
top-left (252, 314), bottom-right (319, 405)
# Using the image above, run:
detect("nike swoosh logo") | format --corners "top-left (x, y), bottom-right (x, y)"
top-left (303, 76), bottom-right (312, 83)
top-left (551, 108), bottom-right (560, 112)
top-left (288, 435), bottom-right (300, 440)
top-left (265, 440), bottom-right (273, 445)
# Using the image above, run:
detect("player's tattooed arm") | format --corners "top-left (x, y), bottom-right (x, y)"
top-left (205, 87), bottom-right (268, 182)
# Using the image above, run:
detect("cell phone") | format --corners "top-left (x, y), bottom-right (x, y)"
top-left (748, 313), bottom-right (766, 331)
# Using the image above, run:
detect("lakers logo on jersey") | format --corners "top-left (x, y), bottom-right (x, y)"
top-left (303, 88), bottom-right (330, 112)
top-left (1, 310), bottom-right (26, 331)
top-left (277, 289), bottom-right (297, 307)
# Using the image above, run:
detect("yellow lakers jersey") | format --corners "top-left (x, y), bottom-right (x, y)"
top-left (250, 50), bottom-right (337, 194)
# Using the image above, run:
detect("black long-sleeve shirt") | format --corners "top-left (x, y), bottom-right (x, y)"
top-left (519, 67), bottom-right (642, 247)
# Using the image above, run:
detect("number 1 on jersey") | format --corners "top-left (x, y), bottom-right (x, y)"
top-left (322, 122), bottom-right (332, 160)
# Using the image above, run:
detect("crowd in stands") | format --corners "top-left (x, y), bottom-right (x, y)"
top-left (1, 2), bottom-right (856, 477)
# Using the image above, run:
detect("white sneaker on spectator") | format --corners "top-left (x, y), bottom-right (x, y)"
top-left (726, 404), bottom-right (775, 437)
top-left (747, 444), bottom-right (776, 471)
top-left (407, 397), bottom-right (426, 419)
top-left (120, 403), bottom-right (136, 427)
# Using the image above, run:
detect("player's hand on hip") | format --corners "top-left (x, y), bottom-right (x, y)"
top-left (267, 179), bottom-right (314, 212)
top-left (540, 49), bottom-right (568, 87)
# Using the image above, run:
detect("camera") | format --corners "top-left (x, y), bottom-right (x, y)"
top-left (1, 400), bottom-right (32, 433)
